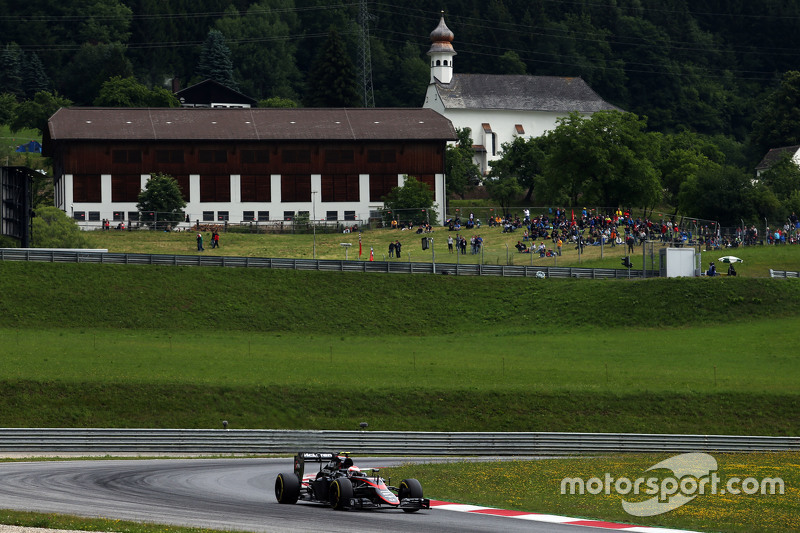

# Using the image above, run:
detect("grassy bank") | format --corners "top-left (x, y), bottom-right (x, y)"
top-left (384, 453), bottom-right (800, 533)
top-left (0, 262), bottom-right (798, 434)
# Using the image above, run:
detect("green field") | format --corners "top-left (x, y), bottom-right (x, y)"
top-left (83, 225), bottom-right (800, 276)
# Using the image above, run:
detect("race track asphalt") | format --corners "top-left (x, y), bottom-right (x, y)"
top-left (0, 457), bottom-right (622, 532)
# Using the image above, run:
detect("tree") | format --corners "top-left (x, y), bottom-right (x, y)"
top-left (94, 76), bottom-right (179, 107)
top-left (61, 43), bottom-right (133, 105)
top-left (445, 128), bottom-right (481, 198)
top-left (136, 173), bottom-right (187, 228)
top-left (497, 51), bottom-right (527, 75)
top-left (21, 52), bottom-right (50, 98)
top-left (306, 29), bottom-right (360, 107)
top-left (11, 91), bottom-right (72, 133)
top-left (0, 93), bottom-right (18, 125)
top-left (0, 43), bottom-right (24, 98)
top-left (258, 96), bottom-right (299, 108)
top-left (483, 174), bottom-right (523, 216)
top-left (196, 29), bottom-right (238, 91)
top-left (31, 206), bottom-right (90, 249)
top-left (750, 71), bottom-right (800, 156)
top-left (678, 165), bottom-right (754, 226)
top-left (490, 135), bottom-right (548, 202)
top-left (656, 131), bottom-right (724, 215)
top-left (382, 175), bottom-right (437, 225)
top-left (216, 1), bottom-right (301, 101)
top-left (539, 111), bottom-right (661, 209)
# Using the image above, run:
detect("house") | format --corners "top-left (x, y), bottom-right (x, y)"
top-left (422, 15), bottom-right (620, 175)
top-left (174, 79), bottom-right (258, 109)
top-left (42, 107), bottom-right (455, 227)
top-left (755, 145), bottom-right (800, 177)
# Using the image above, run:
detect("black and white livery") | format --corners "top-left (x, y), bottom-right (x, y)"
top-left (274, 452), bottom-right (430, 512)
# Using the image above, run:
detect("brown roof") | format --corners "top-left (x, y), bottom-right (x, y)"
top-left (46, 107), bottom-right (456, 143)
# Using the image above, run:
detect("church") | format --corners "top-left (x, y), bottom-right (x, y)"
top-left (422, 15), bottom-right (620, 175)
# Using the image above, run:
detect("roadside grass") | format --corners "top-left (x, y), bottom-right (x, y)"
top-left (0, 510), bottom-right (248, 533)
top-left (82, 226), bottom-right (800, 276)
top-left (383, 452), bottom-right (800, 533)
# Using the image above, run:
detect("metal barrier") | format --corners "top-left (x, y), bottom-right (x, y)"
top-left (0, 249), bottom-right (659, 279)
top-left (0, 429), bottom-right (795, 455)
top-left (770, 269), bottom-right (800, 278)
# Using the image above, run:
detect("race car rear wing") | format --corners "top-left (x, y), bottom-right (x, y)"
top-left (294, 452), bottom-right (337, 479)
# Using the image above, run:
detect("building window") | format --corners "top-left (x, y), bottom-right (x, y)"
top-left (326, 210), bottom-right (338, 221)
top-left (111, 174), bottom-right (141, 202)
top-left (243, 211), bottom-right (255, 221)
top-left (173, 175), bottom-right (190, 201)
top-left (112, 150), bottom-right (142, 164)
top-left (324, 149), bottom-right (354, 163)
top-left (73, 211), bottom-right (85, 220)
top-left (200, 175), bottom-right (231, 202)
top-left (240, 175), bottom-right (271, 202)
top-left (113, 211), bottom-right (124, 221)
top-left (156, 150), bottom-right (184, 163)
top-left (203, 211), bottom-right (214, 221)
top-left (344, 210), bottom-right (356, 221)
top-left (367, 149), bottom-right (396, 163)
top-left (217, 211), bottom-right (229, 221)
top-left (369, 174), bottom-right (398, 202)
top-left (283, 211), bottom-right (294, 221)
top-left (322, 174), bottom-right (359, 202)
top-left (257, 211), bottom-right (269, 221)
top-left (281, 174), bottom-right (311, 202)
top-left (282, 149), bottom-right (311, 164)
top-left (72, 174), bottom-right (101, 203)
top-left (88, 211), bottom-right (100, 221)
top-left (241, 150), bottom-right (270, 164)
top-left (198, 149), bottom-right (227, 163)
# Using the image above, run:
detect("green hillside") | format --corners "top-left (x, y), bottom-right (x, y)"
top-left (0, 261), bottom-right (798, 435)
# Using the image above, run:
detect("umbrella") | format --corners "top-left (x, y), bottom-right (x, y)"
top-left (718, 256), bottom-right (743, 263)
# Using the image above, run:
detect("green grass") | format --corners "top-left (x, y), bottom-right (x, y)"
top-left (0, 261), bottom-right (798, 434)
top-left (384, 452), bottom-right (800, 533)
top-left (0, 510), bottom-right (249, 533)
top-left (82, 226), bottom-right (800, 276)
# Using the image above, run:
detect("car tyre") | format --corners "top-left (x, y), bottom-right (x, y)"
top-left (275, 472), bottom-right (300, 504)
top-left (399, 478), bottom-right (424, 513)
top-left (329, 477), bottom-right (353, 510)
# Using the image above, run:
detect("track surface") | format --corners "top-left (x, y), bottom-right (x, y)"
top-left (0, 458), bottom-right (616, 532)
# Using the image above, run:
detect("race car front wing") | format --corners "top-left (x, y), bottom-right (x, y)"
top-left (346, 497), bottom-right (430, 510)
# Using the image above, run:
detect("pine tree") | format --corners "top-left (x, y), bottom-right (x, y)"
top-left (306, 29), bottom-right (360, 107)
top-left (22, 52), bottom-right (51, 98)
top-left (196, 29), bottom-right (238, 91)
top-left (0, 43), bottom-right (24, 98)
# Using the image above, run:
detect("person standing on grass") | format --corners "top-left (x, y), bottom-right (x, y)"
top-left (395, 240), bottom-right (402, 258)
top-left (448, 235), bottom-right (453, 253)
top-left (213, 230), bottom-right (220, 249)
top-left (196, 233), bottom-right (204, 251)
top-left (388, 241), bottom-right (395, 258)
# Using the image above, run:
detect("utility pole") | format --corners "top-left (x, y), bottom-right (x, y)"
top-left (357, 0), bottom-right (375, 108)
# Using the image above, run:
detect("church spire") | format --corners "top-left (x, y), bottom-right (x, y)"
top-left (427, 13), bottom-right (456, 84)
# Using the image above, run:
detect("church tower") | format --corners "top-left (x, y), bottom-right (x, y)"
top-left (427, 14), bottom-right (456, 84)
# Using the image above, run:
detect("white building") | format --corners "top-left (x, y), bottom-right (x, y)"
top-left (422, 15), bottom-right (620, 175)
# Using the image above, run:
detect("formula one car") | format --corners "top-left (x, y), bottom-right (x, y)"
top-left (274, 452), bottom-right (430, 512)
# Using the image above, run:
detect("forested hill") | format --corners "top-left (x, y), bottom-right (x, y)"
top-left (2, 1), bottom-right (800, 143)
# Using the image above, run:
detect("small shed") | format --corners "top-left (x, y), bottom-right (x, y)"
top-left (659, 247), bottom-right (697, 278)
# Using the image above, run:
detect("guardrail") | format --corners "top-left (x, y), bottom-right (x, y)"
top-left (0, 429), bottom-right (795, 455)
top-left (770, 269), bottom-right (800, 278)
top-left (0, 249), bottom-right (659, 279)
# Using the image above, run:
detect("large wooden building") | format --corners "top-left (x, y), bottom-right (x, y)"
top-left (43, 107), bottom-right (456, 226)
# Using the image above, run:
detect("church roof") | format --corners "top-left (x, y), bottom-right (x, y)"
top-left (755, 145), bottom-right (800, 171)
top-left (428, 15), bottom-right (456, 56)
top-left (433, 74), bottom-right (620, 113)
